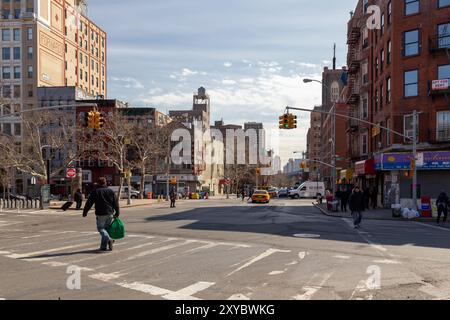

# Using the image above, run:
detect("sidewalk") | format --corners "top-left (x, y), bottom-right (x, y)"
top-left (49, 198), bottom-right (180, 210)
top-left (313, 202), bottom-right (436, 222)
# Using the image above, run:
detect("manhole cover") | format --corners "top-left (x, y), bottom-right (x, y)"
top-left (293, 234), bottom-right (321, 238)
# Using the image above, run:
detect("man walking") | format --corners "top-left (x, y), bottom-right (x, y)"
top-left (83, 177), bottom-right (120, 252)
top-left (74, 189), bottom-right (83, 210)
top-left (349, 186), bottom-right (364, 229)
top-left (170, 188), bottom-right (177, 208)
top-left (436, 190), bottom-right (450, 226)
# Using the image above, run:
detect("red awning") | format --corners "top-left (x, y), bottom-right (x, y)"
top-left (355, 159), bottom-right (375, 176)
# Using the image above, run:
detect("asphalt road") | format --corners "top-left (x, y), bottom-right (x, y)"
top-left (0, 197), bottom-right (450, 300)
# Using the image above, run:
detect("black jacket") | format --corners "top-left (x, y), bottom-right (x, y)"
top-left (437, 192), bottom-right (450, 210)
top-left (83, 187), bottom-right (120, 217)
top-left (349, 191), bottom-right (364, 212)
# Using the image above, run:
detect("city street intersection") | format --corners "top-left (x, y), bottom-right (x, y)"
top-left (0, 198), bottom-right (450, 300)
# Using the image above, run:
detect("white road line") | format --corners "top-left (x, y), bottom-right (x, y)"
top-left (116, 281), bottom-right (173, 297)
top-left (7, 242), bottom-right (96, 259)
top-left (122, 240), bottom-right (196, 262)
top-left (350, 280), bottom-right (374, 300)
top-left (227, 248), bottom-right (291, 277)
top-left (292, 272), bottom-right (334, 300)
top-left (164, 282), bottom-right (215, 300)
top-left (373, 259), bottom-right (401, 265)
top-left (334, 255), bottom-right (351, 260)
top-left (342, 218), bottom-right (387, 253)
top-left (414, 222), bottom-right (450, 232)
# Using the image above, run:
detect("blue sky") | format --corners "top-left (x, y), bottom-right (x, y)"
top-left (88, 0), bottom-right (356, 164)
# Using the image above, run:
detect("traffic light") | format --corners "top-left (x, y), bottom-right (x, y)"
top-left (93, 111), bottom-right (101, 131)
top-left (99, 113), bottom-right (105, 130)
top-left (87, 111), bottom-right (96, 129)
top-left (300, 161), bottom-right (307, 169)
top-left (279, 114), bottom-right (289, 129)
top-left (289, 114), bottom-right (298, 129)
top-left (256, 168), bottom-right (261, 175)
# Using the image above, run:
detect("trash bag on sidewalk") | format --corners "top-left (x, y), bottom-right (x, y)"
top-left (401, 208), bottom-right (420, 219)
top-left (107, 218), bottom-right (126, 240)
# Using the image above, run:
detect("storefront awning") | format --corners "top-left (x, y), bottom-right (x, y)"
top-left (340, 169), bottom-right (354, 181)
top-left (355, 159), bottom-right (375, 176)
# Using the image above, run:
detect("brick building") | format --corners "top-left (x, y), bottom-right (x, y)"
top-left (346, 0), bottom-right (450, 207)
top-left (306, 107), bottom-right (321, 181)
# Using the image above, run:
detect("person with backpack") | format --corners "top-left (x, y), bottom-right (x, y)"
top-left (436, 190), bottom-right (450, 226)
top-left (349, 186), bottom-right (364, 229)
top-left (83, 177), bottom-right (120, 252)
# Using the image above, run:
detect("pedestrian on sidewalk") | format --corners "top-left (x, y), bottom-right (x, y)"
top-left (335, 189), bottom-right (342, 212)
top-left (349, 186), bottom-right (364, 229)
top-left (363, 187), bottom-right (370, 211)
top-left (74, 189), bottom-right (83, 210)
top-left (370, 187), bottom-right (378, 210)
top-left (170, 188), bottom-right (177, 208)
top-left (340, 187), bottom-right (349, 212)
top-left (83, 177), bottom-right (120, 252)
top-left (241, 189), bottom-right (246, 202)
top-left (436, 190), bottom-right (450, 226)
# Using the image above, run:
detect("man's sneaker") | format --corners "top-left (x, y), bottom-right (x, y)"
top-left (108, 240), bottom-right (115, 251)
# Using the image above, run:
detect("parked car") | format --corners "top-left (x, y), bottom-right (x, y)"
top-left (108, 186), bottom-right (140, 199)
top-left (289, 182), bottom-right (325, 199)
top-left (252, 190), bottom-right (270, 204)
top-left (278, 188), bottom-right (289, 198)
top-left (267, 188), bottom-right (278, 198)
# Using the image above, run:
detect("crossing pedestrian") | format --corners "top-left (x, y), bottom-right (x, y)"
top-left (170, 188), bottom-right (177, 208)
top-left (340, 187), bottom-right (349, 212)
top-left (74, 189), bottom-right (83, 210)
top-left (436, 190), bottom-right (450, 226)
top-left (349, 186), bottom-right (364, 229)
top-left (83, 177), bottom-right (120, 252)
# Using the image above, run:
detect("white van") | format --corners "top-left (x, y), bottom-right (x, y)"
top-left (289, 182), bottom-right (325, 199)
top-left (108, 186), bottom-right (140, 199)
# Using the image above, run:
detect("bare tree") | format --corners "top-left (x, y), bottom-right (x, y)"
top-left (129, 118), bottom-right (172, 199)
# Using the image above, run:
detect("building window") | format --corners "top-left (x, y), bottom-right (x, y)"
top-left (381, 14), bottom-right (385, 35)
top-left (2, 29), bottom-right (11, 41)
top-left (2, 86), bottom-right (11, 98)
top-left (14, 123), bottom-right (21, 136)
top-left (27, 47), bottom-right (33, 59)
top-left (361, 98), bottom-right (368, 119)
top-left (14, 66), bottom-right (20, 79)
top-left (380, 83), bottom-right (383, 110)
top-left (404, 70), bottom-right (418, 97)
top-left (438, 0), bottom-right (450, 8)
top-left (2, 47), bottom-right (11, 60)
top-left (363, 0), bottom-right (369, 13)
top-left (404, 114), bottom-right (418, 141)
top-left (13, 85), bottom-right (20, 98)
top-left (27, 66), bottom-right (33, 78)
top-left (386, 77), bottom-right (391, 103)
top-left (375, 57), bottom-right (379, 79)
top-left (387, 40), bottom-right (392, 64)
top-left (437, 111), bottom-right (450, 141)
top-left (330, 81), bottom-right (339, 102)
top-left (388, 1), bottom-right (392, 24)
top-left (361, 132), bottom-right (368, 155)
top-left (380, 49), bottom-right (385, 71)
top-left (13, 29), bottom-right (20, 41)
top-left (2, 67), bottom-right (11, 79)
top-left (3, 123), bottom-right (12, 135)
top-left (387, 118), bottom-right (392, 145)
top-left (405, 0), bottom-right (420, 15)
top-left (13, 47), bottom-right (20, 60)
top-left (438, 23), bottom-right (450, 49)
top-left (438, 64), bottom-right (450, 80)
top-left (403, 29), bottom-right (420, 56)
top-left (27, 28), bottom-right (33, 40)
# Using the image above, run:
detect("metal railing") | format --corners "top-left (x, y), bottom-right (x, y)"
top-left (429, 34), bottom-right (450, 51)
top-left (0, 198), bottom-right (41, 212)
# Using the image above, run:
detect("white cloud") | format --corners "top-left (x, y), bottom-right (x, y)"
top-left (222, 79), bottom-right (237, 85)
top-left (223, 62), bottom-right (232, 68)
top-left (181, 68), bottom-right (198, 77)
top-left (110, 76), bottom-right (144, 89)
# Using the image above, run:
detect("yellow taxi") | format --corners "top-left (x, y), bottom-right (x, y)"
top-left (251, 190), bottom-right (270, 204)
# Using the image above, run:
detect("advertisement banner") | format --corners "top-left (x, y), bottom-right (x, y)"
top-left (375, 151), bottom-right (450, 171)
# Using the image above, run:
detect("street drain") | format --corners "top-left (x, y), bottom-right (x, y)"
top-left (293, 234), bottom-right (321, 238)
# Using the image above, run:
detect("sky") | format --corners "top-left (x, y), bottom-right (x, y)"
top-left (88, 0), bottom-right (356, 165)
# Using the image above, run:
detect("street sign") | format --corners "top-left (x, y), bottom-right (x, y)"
top-left (66, 168), bottom-right (77, 179)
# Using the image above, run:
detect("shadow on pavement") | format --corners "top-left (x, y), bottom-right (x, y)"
top-left (143, 205), bottom-right (450, 250)
top-left (19, 249), bottom-right (102, 260)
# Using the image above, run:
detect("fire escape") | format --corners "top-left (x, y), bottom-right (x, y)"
top-left (346, 19), bottom-right (361, 160)
top-left (429, 25), bottom-right (450, 106)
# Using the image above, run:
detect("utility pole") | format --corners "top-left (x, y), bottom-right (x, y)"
top-left (412, 110), bottom-right (418, 210)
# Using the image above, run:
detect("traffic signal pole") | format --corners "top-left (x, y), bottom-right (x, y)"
top-left (282, 106), bottom-right (419, 210)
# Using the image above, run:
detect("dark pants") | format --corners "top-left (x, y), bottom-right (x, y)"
top-left (76, 200), bottom-right (82, 210)
top-left (353, 211), bottom-right (362, 226)
top-left (170, 199), bottom-right (176, 208)
top-left (341, 200), bottom-right (348, 212)
top-left (438, 207), bottom-right (448, 224)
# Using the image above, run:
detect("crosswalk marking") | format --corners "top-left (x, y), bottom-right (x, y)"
top-left (7, 242), bottom-right (97, 260)
top-left (292, 272), bottom-right (334, 300)
top-left (227, 248), bottom-right (291, 277)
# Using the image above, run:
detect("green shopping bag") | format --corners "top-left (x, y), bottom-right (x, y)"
top-left (107, 217), bottom-right (126, 240)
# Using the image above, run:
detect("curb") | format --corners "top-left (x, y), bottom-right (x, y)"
top-left (312, 202), bottom-right (435, 222)
top-left (50, 200), bottom-right (188, 211)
